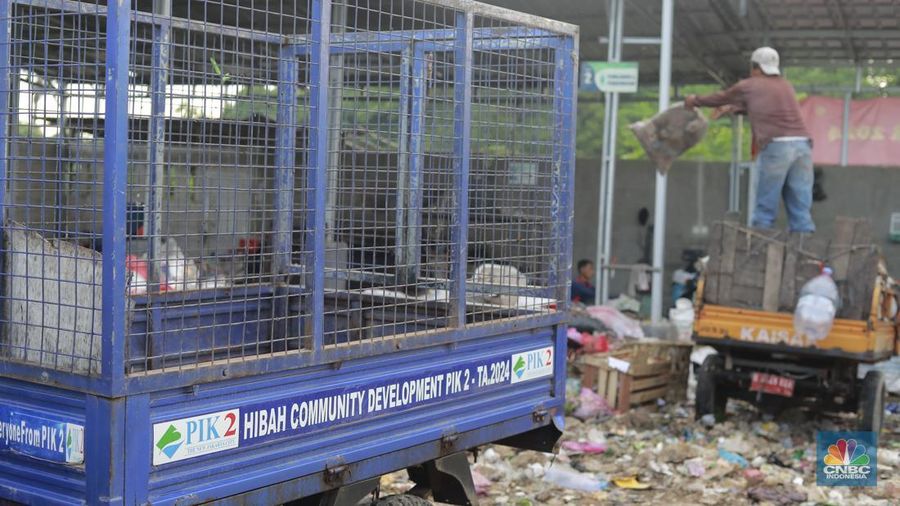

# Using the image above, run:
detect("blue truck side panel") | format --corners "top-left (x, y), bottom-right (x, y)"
top-left (141, 329), bottom-right (560, 504)
top-left (0, 379), bottom-right (87, 505)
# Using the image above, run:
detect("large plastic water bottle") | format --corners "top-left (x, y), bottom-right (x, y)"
top-left (793, 267), bottom-right (841, 342)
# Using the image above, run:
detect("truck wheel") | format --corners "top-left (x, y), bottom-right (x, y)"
top-left (858, 370), bottom-right (885, 434)
top-left (375, 494), bottom-right (433, 506)
top-left (695, 354), bottom-right (727, 423)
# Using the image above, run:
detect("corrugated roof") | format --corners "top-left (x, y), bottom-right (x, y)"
top-left (484, 0), bottom-right (900, 85)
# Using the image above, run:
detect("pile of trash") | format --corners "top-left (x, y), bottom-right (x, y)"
top-left (378, 398), bottom-right (900, 504)
top-left (566, 298), bottom-right (651, 357)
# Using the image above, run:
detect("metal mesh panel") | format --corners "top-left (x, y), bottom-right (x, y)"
top-left (122, 2), bottom-right (314, 373)
top-left (0, 1), bottom-right (107, 375)
top-left (466, 14), bottom-right (561, 325)
top-left (324, 1), bottom-right (459, 347)
top-left (0, 0), bottom-right (574, 379)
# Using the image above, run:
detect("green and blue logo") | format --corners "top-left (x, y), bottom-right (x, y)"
top-left (155, 424), bottom-right (184, 459)
top-left (513, 356), bottom-right (526, 379)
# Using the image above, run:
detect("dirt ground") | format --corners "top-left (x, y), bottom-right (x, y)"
top-left (380, 398), bottom-right (900, 505)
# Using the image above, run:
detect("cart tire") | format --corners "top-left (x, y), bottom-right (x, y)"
top-left (859, 370), bottom-right (885, 434)
top-left (695, 354), bottom-right (727, 423)
top-left (375, 494), bottom-right (433, 506)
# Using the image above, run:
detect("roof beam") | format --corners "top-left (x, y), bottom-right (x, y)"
top-left (705, 29), bottom-right (900, 41)
top-left (629, 3), bottom-right (734, 86)
top-left (826, 0), bottom-right (858, 62)
top-left (705, 0), bottom-right (756, 78)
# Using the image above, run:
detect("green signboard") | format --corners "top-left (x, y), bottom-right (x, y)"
top-left (580, 61), bottom-right (639, 93)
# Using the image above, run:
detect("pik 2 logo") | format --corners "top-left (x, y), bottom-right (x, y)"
top-left (153, 409), bottom-right (240, 465)
top-left (510, 347), bottom-right (554, 384)
top-left (817, 432), bottom-right (877, 487)
top-left (513, 356), bottom-right (527, 379)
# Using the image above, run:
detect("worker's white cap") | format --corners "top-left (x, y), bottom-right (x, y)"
top-left (751, 47), bottom-right (780, 75)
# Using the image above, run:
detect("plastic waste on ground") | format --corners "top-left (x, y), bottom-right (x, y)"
top-left (612, 475), bottom-right (651, 490)
top-left (684, 457), bottom-right (705, 477)
top-left (573, 387), bottom-right (612, 421)
top-left (561, 441), bottom-right (607, 455)
top-left (793, 267), bottom-right (840, 342)
top-left (584, 305), bottom-right (645, 339)
top-left (743, 468), bottom-right (765, 486)
top-left (669, 298), bottom-right (695, 341)
top-left (718, 448), bottom-right (749, 468)
top-left (747, 486), bottom-right (807, 505)
top-left (379, 396), bottom-right (900, 504)
top-left (471, 468), bottom-right (492, 496)
top-left (542, 465), bottom-right (608, 492)
top-left (879, 449), bottom-right (900, 467)
top-left (629, 103), bottom-right (709, 174)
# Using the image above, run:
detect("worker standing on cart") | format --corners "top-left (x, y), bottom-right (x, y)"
top-left (686, 47), bottom-right (814, 233)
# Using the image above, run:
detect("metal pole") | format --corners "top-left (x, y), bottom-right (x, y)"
top-left (595, 0), bottom-right (624, 304)
top-left (728, 115), bottom-right (741, 213)
top-left (650, 0), bottom-right (673, 323)
top-left (840, 91), bottom-right (851, 166)
top-left (747, 161), bottom-right (757, 227)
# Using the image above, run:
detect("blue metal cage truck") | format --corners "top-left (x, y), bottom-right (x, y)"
top-left (0, 0), bottom-right (577, 503)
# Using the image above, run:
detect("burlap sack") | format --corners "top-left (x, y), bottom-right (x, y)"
top-left (630, 103), bottom-right (708, 174)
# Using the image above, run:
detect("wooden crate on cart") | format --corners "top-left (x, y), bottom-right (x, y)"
top-left (580, 340), bottom-right (692, 412)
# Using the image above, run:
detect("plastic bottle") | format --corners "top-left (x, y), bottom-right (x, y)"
top-left (542, 465), bottom-right (608, 492)
top-left (793, 267), bottom-right (840, 342)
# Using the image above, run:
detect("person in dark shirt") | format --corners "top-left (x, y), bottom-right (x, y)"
top-left (685, 47), bottom-right (814, 232)
top-left (571, 259), bottom-right (596, 305)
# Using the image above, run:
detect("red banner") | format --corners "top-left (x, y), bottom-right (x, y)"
top-left (798, 96), bottom-right (900, 167)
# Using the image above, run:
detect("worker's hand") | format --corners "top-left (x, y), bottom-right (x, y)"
top-left (684, 94), bottom-right (697, 110)
top-left (710, 104), bottom-right (738, 120)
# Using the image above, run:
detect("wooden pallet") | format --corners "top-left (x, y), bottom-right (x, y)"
top-left (579, 340), bottom-right (692, 413)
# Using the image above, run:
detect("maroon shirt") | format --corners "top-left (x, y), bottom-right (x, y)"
top-left (694, 75), bottom-right (810, 150)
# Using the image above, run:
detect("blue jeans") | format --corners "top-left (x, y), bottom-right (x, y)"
top-left (752, 140), bottom-right (815, 232)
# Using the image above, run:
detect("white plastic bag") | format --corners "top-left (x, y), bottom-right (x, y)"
top-left (793, 268), bottom-right (840, 342)
top-left (669, 298), bottom-right (695, 341)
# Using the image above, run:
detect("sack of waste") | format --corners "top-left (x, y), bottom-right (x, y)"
top-left (630, 103), bottom-right (708, 174)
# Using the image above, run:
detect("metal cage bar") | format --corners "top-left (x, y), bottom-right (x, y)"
top-left (309, 0), bottom-right (332, 358)
top-left (102, 0), bottom-right (131, 386)
top-left (451, 11), bottom-right (473, 329)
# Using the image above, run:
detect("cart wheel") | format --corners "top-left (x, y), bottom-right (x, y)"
top-left (858, 370), bottom-right (885, 434)
top-left (695, 354), bottom-right (727, 423)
